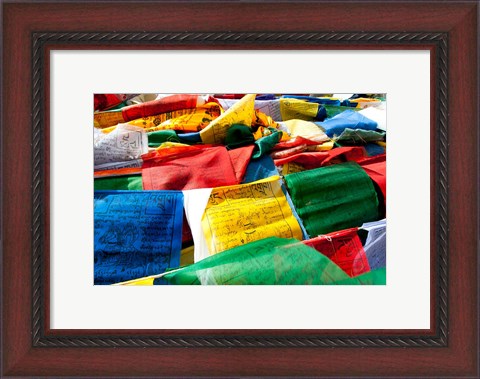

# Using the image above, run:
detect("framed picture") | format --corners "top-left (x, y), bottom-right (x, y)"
top-left (92, 92), bottom-right (387, 287)
top-left (2, 1), bottom-right (478, 377)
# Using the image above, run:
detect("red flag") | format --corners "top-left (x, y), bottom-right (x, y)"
top-left (303, 228), bottom-right (370, 277)
top-left (94, 94), bottom-right (132, 111)
top-left (122, 94), bottom-right (201, 121)
top-left (273, 146), bottom-right (366, 169)
top-left (360, 155), bottom-right (386, 205)
top-left (142, 146), bottom-right (238, 190)
top-left (227, 146), bottom-right (255, 183)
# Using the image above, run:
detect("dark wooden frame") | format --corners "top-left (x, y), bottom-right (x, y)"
top-left (2, 1), bottom-right (478, 377)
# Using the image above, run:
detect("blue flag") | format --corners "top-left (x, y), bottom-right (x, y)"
top-left (94, 190), bottom-right (184, 284)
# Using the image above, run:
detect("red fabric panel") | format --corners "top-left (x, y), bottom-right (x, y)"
top-left (94, 94), bottom-right (127, 111)
top-left (272, 136), bottom-right (323, 151)
top-left (303, 228), bottom-right (370, 277)
top-left (270, 144), bottom-right (308, 159)
top-left (273, 146), bottom-right (366, 169)
top-left (142, 144), bottom-right (212, 161)
top-left (142, 146), bottom-right (238, 190)
top-left (360, 155), bottom-right (386, 205)
top-left (227, 145), bottom-right (255, 183)
top-left (122, 94), bottom-right (200, 121)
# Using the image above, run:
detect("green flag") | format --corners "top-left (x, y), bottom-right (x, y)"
top-left (284, 161), bottom-right (379, 236)
top-left (333, 268), bottom-right (386, 285)
top-left (147, 130), bottom-right (180, 147)
top-left (335, 128), bottom-right (385, 144)
top-left (94, 175), bottom-right (143, 190)
top-left (161, 237), bottom-right (350, 285)
top-left (323, 104), bottom-right (362, 118)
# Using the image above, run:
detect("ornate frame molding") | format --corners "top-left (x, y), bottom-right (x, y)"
top-left (32, 31), bottom-right (448, 348)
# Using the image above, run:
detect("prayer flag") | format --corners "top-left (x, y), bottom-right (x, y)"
top-left (94, 190), bottom-right (184, 284)
top-left (202, 176), bottom-right (303, 255)
top-left (304, 228), bottom-right (370, 277)
top-left (360, 219), bottom-right (387, 270)
top-left (284, 162), bottom-right (379, 236)
top-left (316, 110), bottom-right (378, 137)
top-left (161, 237), bottom-right (350, 285)
top-left (94, 123), bottom-right (148, 166)
top-left (142, 145), bottom-right (238, 191)
top-left (200, 94), bottom-right (256, 144)
top-left (94, 175), bottom-right (143, 190)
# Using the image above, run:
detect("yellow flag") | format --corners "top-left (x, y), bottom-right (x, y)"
top-left (201, 176), bottom-right (303, 255)
top-left (153, 102), bottom-right (221, 132)
top-left (99, 125), bottom-right (116, 134)
top-left (306, 140), bottom-right (335, 151)
top-left (113, 267), bottom-right (185, 285)
top-left (200, 94), bottom-right (256, 144)
top-left (252, 109), bottom-right (278, 129)
top-left (155, 142), bottom-right (190, 150)
top-left (94, 111), bottom-right (125, 129)
top-left (281, 162), bottom-right (306, 175)
top-left (121, 108), bottom-right (199, 129)
top-left (114, 276), bottom-right (155, 286)
top-left (280, 98), bottom-right (319, 121)
top-left (180, 245), bottom-right (194, 266)
top-left (283, 119), bottom-right (330, 143)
